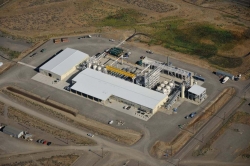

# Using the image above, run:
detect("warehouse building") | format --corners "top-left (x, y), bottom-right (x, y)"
top-left (39, 48), bottom-right (89, 80)
top-left (70, 68), bottom-right (168, 114)
top-left (2, 126), bottom-right (24, 138)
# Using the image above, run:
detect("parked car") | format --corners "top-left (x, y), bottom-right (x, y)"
top-left (36, 139), bottom-right (41, 143)
top-left (41, 49), bottom-right (46, 53)
top-left (43, 141), bottom-right (47, 144)
top-left (146, 50), bottom-right (153, 54)
top-left (47, 142), bottom-right (52, 146)
top-left (87, 133), bottom-right (94, 137)
top-left (126, 106), bottom-right (131, 110)
top-left (109, 39), bottom-right (115, 42)
top-left (108, 120), bottom-right (114, 125)
top-left (84, 35), bottom-right (91, 38)
top-left (30, 52), bottom-right (37, 57)
top-left (123, 106), bottom-right (128, 109)
top-left (104, 48), bottom-right (110, 52)
top-left (185, 116), bottom-right (189, 119)
top-left (189, 112), bottom-right (197, 118)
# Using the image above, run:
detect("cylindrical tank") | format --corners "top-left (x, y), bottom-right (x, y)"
top-left (157, 86), bottom-right (162, 91)
top-left (97, 66), bottom-right (102, 71)
top-left (181, 83), bottom-right (185, 98)
top-left (93, 65), bottom-right (97, 70)
top-left (102, 68), bottom-right (107, 73)
top-left (161, 83), bottom-right (165, 88)
top-left (166, 85), bottom-right (171, 90)
top-left (164, 80), bottom-right (168, 85)
top-left (169, 82), bottom-right (174, 88)
top-left (195, 81), bottom-right (198, 85)
top-left (162, 88), bottom-right (167, 94)
top-left (87, 63), bottom-right (92, 68)
top-left (190, 76), bottom-right (194, 86)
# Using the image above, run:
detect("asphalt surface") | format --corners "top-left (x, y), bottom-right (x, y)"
top-left (0, 35), bottom-right (249, 165)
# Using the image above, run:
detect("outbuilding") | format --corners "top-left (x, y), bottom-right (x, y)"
top-left (2, 126), bottom-right (24, 138)
top-left (188, 84), bottom-right (207, 103)
top-left (39, 48), bottom-right (89, 80)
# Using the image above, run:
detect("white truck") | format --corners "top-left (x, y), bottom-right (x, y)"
top-left (222, 76), bottom-right (229, 84)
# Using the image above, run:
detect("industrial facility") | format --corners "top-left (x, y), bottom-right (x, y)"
top-left (39, 47), bottom-right (207, 118)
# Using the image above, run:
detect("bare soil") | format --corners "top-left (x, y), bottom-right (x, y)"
top-left (197, 110), bottom-right (250, 157)
top-left (37, 154), bottom-right (79, 166)
top-left (1, 86), bottom-right (142, 145)
top-left (150, 87), bottom-right (236, 158)
top-left (6, 105), bottom-right (95, 145)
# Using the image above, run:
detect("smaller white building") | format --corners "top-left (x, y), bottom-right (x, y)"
top-left (39, 48), bottom-right (89, 80)
top-left (188, 84), bottom-right (206, 102)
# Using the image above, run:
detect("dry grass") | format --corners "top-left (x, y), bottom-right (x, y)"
top-left (38, 154), bottom-right (79, 166)
top-left (7, 106), bottom-right (96, 145)
top-left (1, 86), bottom-right (142, 145)
top-left (0, 100), bottom-right (4, 115)
top-left (150, 87), bottom-right (236, 158)
top-left (1, 154), bottom-right (79, 166)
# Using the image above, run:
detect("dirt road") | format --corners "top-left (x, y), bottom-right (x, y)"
top-left (0, 95), bottom-right (163, 166)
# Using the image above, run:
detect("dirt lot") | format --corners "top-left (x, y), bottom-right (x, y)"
top-left (0, 0), bottom-right (249, 76)
top-left (150, 87), bottom-right (236, 158)
top-left (1, 86), bottom-right (142, 145)
top-left (196, 109), bottom-right (250, 157)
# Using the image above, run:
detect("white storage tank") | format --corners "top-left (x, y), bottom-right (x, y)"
top-left (102, 67), bottom-right (107, 73)
top-left (169, 82), bottom-right (174, 88)
top-left (87, 63), bottom-right (92, 68)
top-left (97, 66), bottom-right (102, 71)
top-left (161, 83), bottom-right (165, 88)
top-left (181, 83), bottom-right (185, 98)
top-left (157, 86), bottom-right (162, 91)
top-left (164, 80), bottom-right (168, 85)
top-left (166, 85), bottom-right (171, 90)
top-left (93, 65), bottom-right (97, 70)
top-left (162, 88), bottom-right (167, 94)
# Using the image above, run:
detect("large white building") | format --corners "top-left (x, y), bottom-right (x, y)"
top-left (70, 68), bottom-right (168, 114)
top-left (39, 48), bottom-right (89, 80)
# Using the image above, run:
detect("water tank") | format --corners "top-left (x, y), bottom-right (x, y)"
top-left (161, 83), bottom-right (165, 88)
top-left (195, 81), bottom-right (198, 85)
top-left (93, 65), bottom-right (97, 70)
top-left (157, 86), bottom-right (162, 91)
top-left (97, 66), bottom-right (102, 71)
top-left (162, 88), bottom-right (167, 94)
top-left (87, 63), bottom-right (92, 68)
top-left (164, 80), bottom-right (168, 85)
top-left (191, 76), bottom-right (194, 86)
top-left (102, 68), bottom-right (107, 73)
top-left (169, 82), bottom-right (174, 88)
top-left (181, 83), bottom-right (185, 98)
top-left (166, 86), bottom-right (171, 90)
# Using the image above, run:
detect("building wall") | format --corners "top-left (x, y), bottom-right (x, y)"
top-left (40, 59), bottom-right (86, 80)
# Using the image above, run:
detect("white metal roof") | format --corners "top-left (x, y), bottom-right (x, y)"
top-left (71, 68), bottom-right (167, 109)
top-left (40, 48), bottom-right (89, 76)
top-left (188, 84), bottom-right (206, 96)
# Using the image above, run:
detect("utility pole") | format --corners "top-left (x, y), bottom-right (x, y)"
top-left (171, 145), bottom-right (173, 156)
top-left (101, 147), bottom-right (103, 158)
top-left (202, 134), bottom-right (204, 143)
